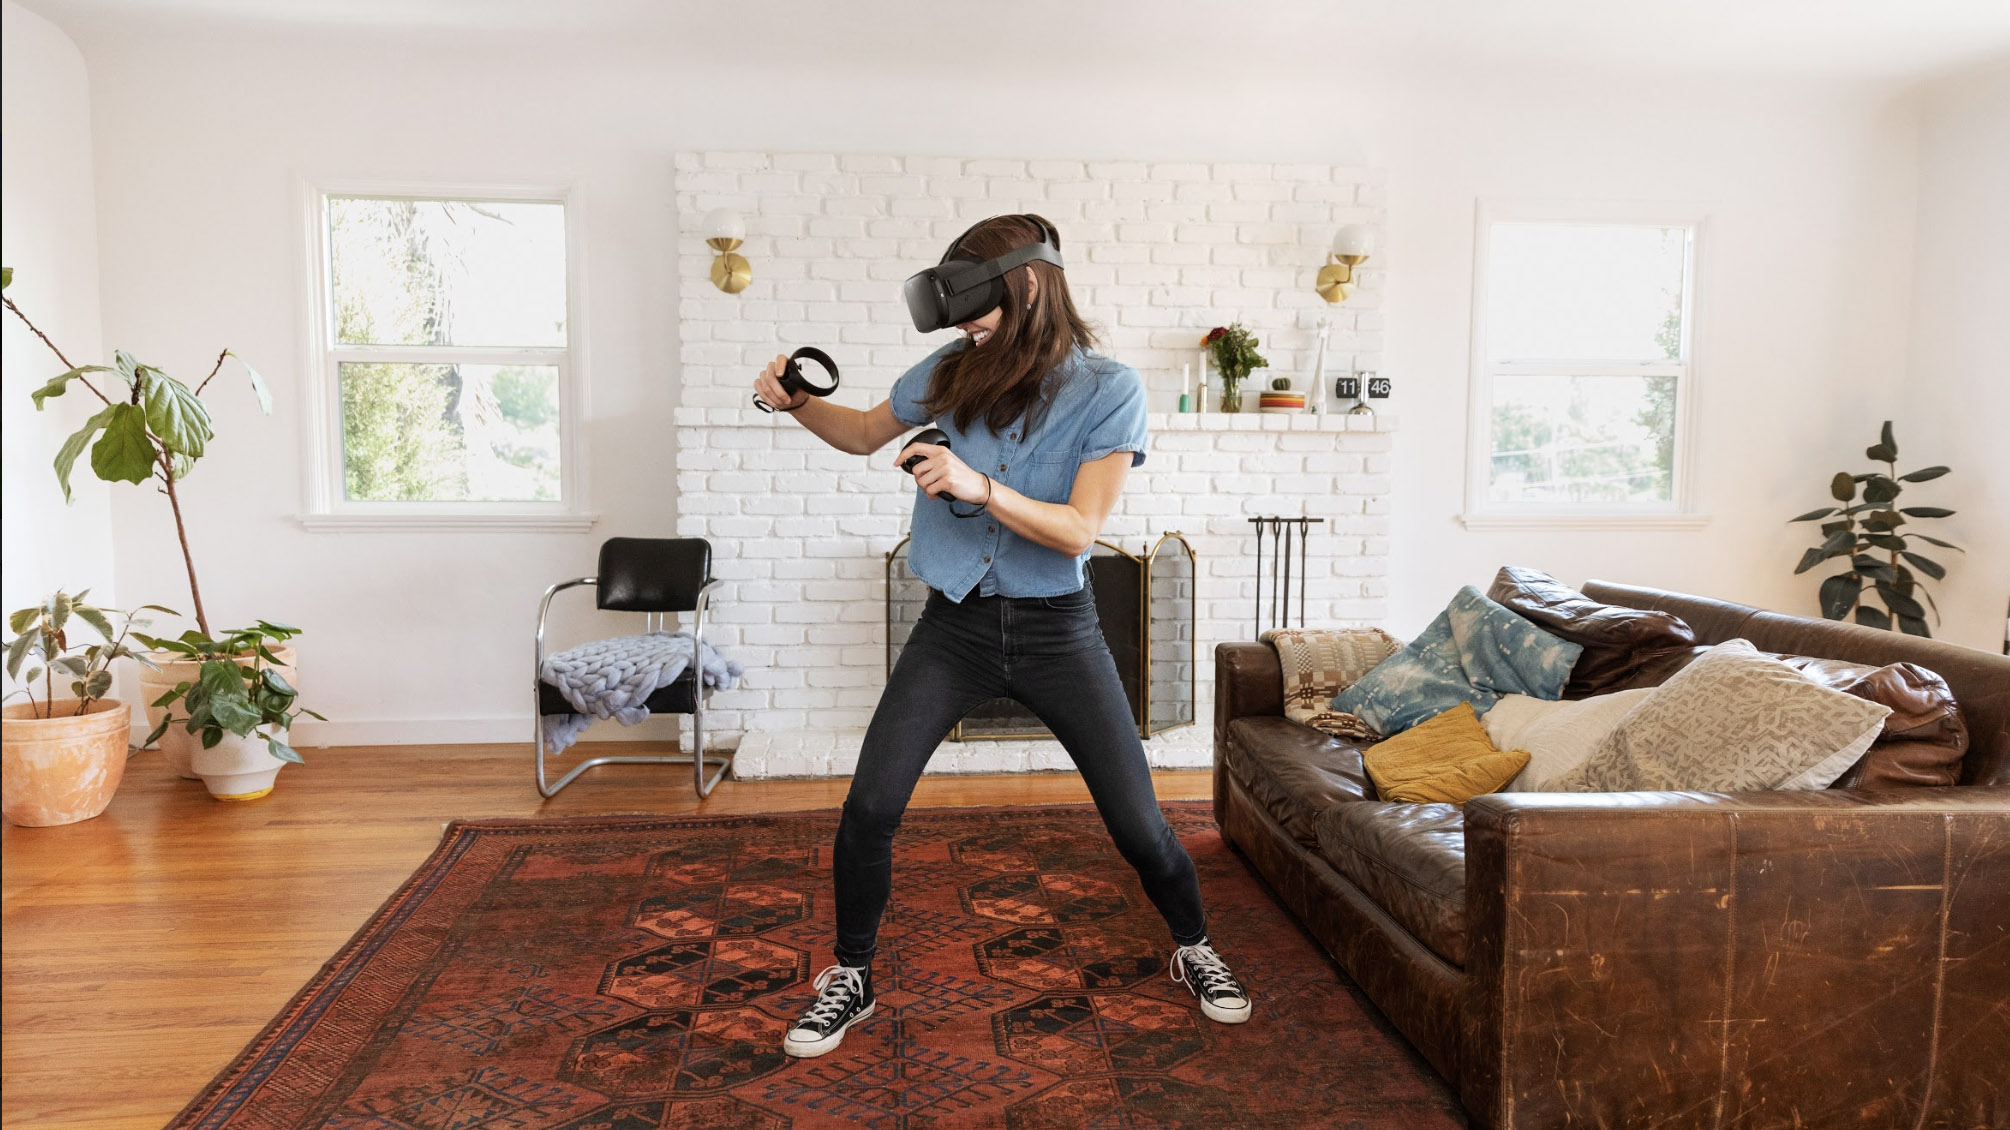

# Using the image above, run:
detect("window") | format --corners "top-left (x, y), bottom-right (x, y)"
top-left (301, 184), bottom-right (590, 530)
top-left (1464, 206), bottom-right (1703, 528)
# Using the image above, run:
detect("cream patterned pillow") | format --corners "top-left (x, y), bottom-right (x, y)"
top-left (1549, 639), bottom-right (1891, 793)
top-left (1481, 689), bottom-right (1654, 792)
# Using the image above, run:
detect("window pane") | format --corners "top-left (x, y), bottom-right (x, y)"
top-left (328, 198), bottom-right (567, 347)
top-left (1488, 223), bottom-right (1688, 362)
top-left (341, 362), bottom-right (561, 502)
top-left (1488, 373), bottom-right (1675, 504)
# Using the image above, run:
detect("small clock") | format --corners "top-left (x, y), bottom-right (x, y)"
top-left (1366, 376), bottom-right (1392, 399)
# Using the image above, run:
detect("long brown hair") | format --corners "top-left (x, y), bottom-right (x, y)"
top-left (922, 214), bottom-right (1098, 436)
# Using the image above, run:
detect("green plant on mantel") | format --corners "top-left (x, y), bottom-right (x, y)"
top-left (2, 266), bottom-right (270, 637)
top-left (1791, 420), bottom-right (1962, 637)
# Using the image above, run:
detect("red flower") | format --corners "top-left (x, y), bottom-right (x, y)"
top-left (1201, 327), bottom-right (1227, 346)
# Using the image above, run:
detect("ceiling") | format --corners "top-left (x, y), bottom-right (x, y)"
top-left (23, 0), bottom-right (2010, 85)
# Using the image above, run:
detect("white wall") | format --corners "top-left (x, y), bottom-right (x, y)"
top-left (1905, 63), bottom-right (2010, 653)
top-left (41, 16), bottom-right (1976, 746)
top-left (1, 0), bottom-right (117, 665)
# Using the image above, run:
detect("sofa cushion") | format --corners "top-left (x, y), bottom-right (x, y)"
top-left (1333, 585), bottom-right (1582, 737)
top-left (1480, 688), bottom-right (1654, 791)
top-left (1550, 639), bottom-right (1892, 793)
top-left (1590, 647), bottom-right (1969, 790)
top-left (1362, 702), bottom-right (1530, 803)
top-left (1315, 802), bottom-right (1468, 967)
top-left (1224, 716), bottom-right (1376, 847)
top-left (1489, 565), bottom-right (1700, 698)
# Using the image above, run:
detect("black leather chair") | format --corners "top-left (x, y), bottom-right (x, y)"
top-left (534, 537), bottom-right (733, 797)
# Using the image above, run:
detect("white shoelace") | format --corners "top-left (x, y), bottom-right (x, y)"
top-left (1170, 941), bottom-right (1245, 1001)
top-left (799, 964), bottom-right (867, 1027)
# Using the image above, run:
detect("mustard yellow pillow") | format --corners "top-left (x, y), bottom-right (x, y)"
top-left (1362, 702), bottom-right (1531, 803)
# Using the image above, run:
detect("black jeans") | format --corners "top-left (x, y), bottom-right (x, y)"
top-left (831, 584), bottom-right (1208, 966)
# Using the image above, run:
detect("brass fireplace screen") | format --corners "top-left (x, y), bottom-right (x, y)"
top-left (885, 534), bottom-right (1198, 741)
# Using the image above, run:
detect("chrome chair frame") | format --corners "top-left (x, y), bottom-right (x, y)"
top-left (533, 576), bottom-right (732, 798)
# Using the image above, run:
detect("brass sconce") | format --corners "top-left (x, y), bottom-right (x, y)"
top-left (704, 207), bottom-right (752, 294)
top-left (1316, 223), bottom-right (1374, 303)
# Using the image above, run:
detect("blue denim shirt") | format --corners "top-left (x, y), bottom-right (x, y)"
top-left (888, 341), bottom-right (1148, 601)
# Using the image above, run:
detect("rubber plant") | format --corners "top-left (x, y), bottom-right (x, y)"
top-left (2, 266), bottom-right (269, 637)
top-left (1790, 420), bottom-right (1961, 636)
top-left (5, 592), bottom-right (175, 717)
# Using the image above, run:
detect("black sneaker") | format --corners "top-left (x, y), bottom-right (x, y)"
top-left (783, 963), bottom-right (875, 1057)
top-left (1170, 938), bottom-right (1252, 1024)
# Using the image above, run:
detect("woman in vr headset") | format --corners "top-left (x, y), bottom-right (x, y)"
top-left (753, 213), bottom-right (1251, 1059)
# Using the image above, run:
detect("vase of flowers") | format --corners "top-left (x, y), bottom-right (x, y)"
top-left (1202, 324), bottom-right (1268, 413)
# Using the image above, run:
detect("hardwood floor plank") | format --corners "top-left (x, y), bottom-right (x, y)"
top-left (2, 740), bottom-right (1214, 1129)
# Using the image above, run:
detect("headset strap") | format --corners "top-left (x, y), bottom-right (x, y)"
top-left (938, 239), bottom-right (1066, 296)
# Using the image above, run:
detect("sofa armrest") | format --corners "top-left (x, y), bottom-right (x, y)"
top-left (1214, 641), bottom-right (1284, 744)
top-left (1459, 787), bottom-right (2010, 1129)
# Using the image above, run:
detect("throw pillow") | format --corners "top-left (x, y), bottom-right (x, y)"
top-left (1548, 639), bottom-right (1892, 793)
top-left (1480, 688), bottom-right (1654, 792)
top-left (1333, 585), bottom-right (1582, 737)
top-left (1261, 627), bottom-right (1402, 744)
top-left (1363, 702), bottom-right (1532, 803)
top-left (1487, 565), bottom-right (1699, 698)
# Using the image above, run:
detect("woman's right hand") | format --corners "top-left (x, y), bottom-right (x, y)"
top-left (754, 354), bottom-right (810, 413)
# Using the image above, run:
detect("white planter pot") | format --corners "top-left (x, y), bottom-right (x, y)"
top-left (191, 725), bottom-right (290, 801)
top-left (139, 646), bottom-right (296, 780)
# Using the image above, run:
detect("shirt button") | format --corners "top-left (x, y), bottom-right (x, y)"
top-left (983, 555), bottom-right (991, 563)
top-left (1009, 433), bottom-right (1018, 440)
top-left (998, 463), bottom-right (1007, 471)
top-left (987, 525), bottom-right (996, 532)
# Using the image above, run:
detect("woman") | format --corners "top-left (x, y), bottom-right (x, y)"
top-left (752, 214), bottom-right (1251, 1059)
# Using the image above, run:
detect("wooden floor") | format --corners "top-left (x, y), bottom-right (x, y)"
top-left (1, 741), bottom-right (1213, 1130)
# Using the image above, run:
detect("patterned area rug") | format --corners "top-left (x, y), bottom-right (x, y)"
top-left (167, 802), bottom-right (1463, 1129)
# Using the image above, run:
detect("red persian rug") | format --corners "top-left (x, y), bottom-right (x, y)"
top-left (167, 801), bottom-right (1463, 1129)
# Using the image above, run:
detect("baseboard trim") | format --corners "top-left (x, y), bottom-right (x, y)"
top-left (130, 715), bottom-right (685, 749)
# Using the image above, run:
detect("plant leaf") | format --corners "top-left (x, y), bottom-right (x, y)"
top-left (1876, 583), bottom-right (1925, 619)
top-left (54, 406), bottom-right (117, 503)
top-left (143, 373), bottom-right (213, 459)
top-left (1866, 534), bottom-right (1906, 552)
top-left (264, 735), bottom-right (305, 765)
top-left (73, 605), bottom-right (115, 642)
top-left (1901, 506), bottom-right (1955, 518)
top-left (2, 266), bottom-right (11, 289)
top-left (89, 403), bottom-right (157, 485)
top-left (7, 608), bottom-right (38, 633)
top-left (30, 366), bottom-right (119, 409)
top-left (5, 631), bottom-right (37, 679)
top-left (1908, 534), bottom-right (1963, 551)
top-left (1862, 476), bottom-right (1900, 504)
top-left (1897, 615), bottom-right (1931, 638)
top-left (1829, 472), bottom-right (1855, 502)
top-left (1851, 555), bottom-right (1897, 582)
top-left (1818, 574), bottom-right (1859, 620)
top-left (229, 352), bottom-right (273, 414)
top-left (1900, 551), bottom-right (1946, 580)
top-left (1794, 547), bottom-right (1830, 575)
top-left (1790, 507), bottom-right (1838, 522)
top-left (1854, 604), bottom-right (1891, 630)
top-left (83, 670), bottom-right (113, 699)
top-left (144, 715), bottom-right (174, 747)
top-left (1898, 466), bottom-right (1949, 483)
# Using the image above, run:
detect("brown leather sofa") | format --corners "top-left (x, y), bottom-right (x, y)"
top-left (1213, 580), bottom-right (2010, 1129)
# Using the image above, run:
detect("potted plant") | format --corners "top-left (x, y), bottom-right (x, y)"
top-left (1790, 420), bottom-right (1962, 636)
top-left (3, 592), bottom-right (171, 826)
top-left (1202, 324), bottom-right (1269, 413)
top-left (140, 621), bottom-right (322, 801)
top-left (3, 267), bottom-right (303, 769)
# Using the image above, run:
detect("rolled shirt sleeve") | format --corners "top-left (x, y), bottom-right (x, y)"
top-left (1077, 364), bottom-right (1149, 467)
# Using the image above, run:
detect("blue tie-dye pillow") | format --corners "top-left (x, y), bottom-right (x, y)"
top-left (1332, 585), bottom-right (1582, 737)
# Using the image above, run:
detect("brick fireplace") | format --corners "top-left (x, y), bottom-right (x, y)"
top-left (670, 150), bottom-right (1394, 776)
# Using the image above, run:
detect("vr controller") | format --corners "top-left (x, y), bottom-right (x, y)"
top-left (753, 346), bottom-right (841, 413)
top-left (900, 428), bottom-right (955, 499)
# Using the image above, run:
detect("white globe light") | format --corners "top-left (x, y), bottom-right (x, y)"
top-left (1331, 224), bottom-right (1374, 257)
top-left (703, 207), bottom-right (747, 243)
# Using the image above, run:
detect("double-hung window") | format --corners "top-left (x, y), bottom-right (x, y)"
top-left (302, 185), bottom-right (590, 530)
top-left (1463, 204), bottom-right (1704, 528)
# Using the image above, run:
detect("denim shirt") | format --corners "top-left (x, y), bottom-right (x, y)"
top-left (888, 341), bottom-right (1148, 602)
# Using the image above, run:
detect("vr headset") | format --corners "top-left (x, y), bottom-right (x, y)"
top-left (902, 215), bottom-right (1066, 334)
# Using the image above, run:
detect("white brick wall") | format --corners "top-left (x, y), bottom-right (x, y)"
top-left (672, 150), bottom-right (1393, 775)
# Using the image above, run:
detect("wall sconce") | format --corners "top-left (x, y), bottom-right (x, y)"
top-left (704, 207), bottom-right (752, 294)
top-left (1316, 223), bottom-right (1374, 303)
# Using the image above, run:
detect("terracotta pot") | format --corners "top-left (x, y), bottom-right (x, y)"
top-left (139, 646), bottom-right (297, 780)
top-left (2, 698), bottom-right (131, 827)
top-left (191, 724), bottom-right (289, 801)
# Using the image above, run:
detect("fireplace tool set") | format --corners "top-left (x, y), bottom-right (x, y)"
top-left (1249, 516), bottom-right (1323, 637)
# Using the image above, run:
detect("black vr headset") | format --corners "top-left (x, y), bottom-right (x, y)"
top-left (902, 215), bottom-right (1066, 334)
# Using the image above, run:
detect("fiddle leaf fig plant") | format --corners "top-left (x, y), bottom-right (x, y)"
top-left (1790, 420), bottom-right (1962, 637)
top-left (5, 267), bottom-right (270, 637)
top-left (138, 621), bottom-right (322, 764)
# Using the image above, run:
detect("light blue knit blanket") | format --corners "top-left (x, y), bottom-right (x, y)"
top-left (540, 630), bottom-right (743, 754)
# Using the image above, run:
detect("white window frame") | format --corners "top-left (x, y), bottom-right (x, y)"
top-left (1460, 200), bottom-right (1709, 531)
top-left (296, 178), bottom-right (595, 532)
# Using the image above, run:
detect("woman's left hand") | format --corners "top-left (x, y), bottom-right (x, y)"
top-left (896, 442), bottom-right (987, 503)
